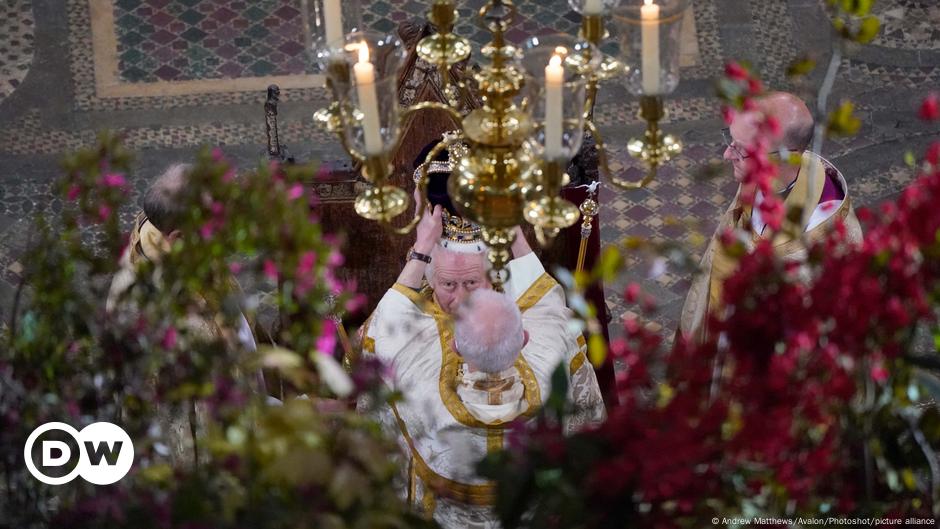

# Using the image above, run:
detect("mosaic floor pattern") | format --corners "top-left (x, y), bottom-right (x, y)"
top-left (113, 0), bottom-right (310, 82)
top-left (0, 0), bottom-right (938, 344)
top-left (0, 0), bottom-right (34, 105)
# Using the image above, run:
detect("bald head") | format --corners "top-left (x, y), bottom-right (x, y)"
top-left (142, 163), bottom-right (190, 234)
top-left (756, 91), bottom-right (815, 152)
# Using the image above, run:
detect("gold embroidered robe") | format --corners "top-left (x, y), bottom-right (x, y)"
top-left (363, 253), bottom-right (605, 528)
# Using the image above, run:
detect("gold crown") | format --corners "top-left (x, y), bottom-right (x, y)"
top-left (412, 136), bottom-right (482, 247)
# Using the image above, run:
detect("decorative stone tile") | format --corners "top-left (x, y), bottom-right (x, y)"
top-left (69, 0), bottom-right (324, 111)
top-left (840, 59), bottom-right (940, 89)
top-left (749, 0), bottom-right (798, 87)
top-left (0, 0), bottom-right (35, 104)
top-left (0, 110), bottom-right (333, 156)
top-left (870, 0), bottom-right (940, 50)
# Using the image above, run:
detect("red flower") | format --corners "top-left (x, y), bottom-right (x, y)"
top-left (724, 61), bottom-right (748, 80)
top-left (926, 141), bottom-right (940, 166)
top-left (919, 92), bottom-right (939, 121)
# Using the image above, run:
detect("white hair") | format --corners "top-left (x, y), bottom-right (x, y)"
top-left (454, 289), bottom-right (524, 373)
top-left (425, 243), bottom-right (490, 284)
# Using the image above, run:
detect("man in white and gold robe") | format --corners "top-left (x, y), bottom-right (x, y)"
top-left (360, 201), bottom-right (604, 528)
top-left (680, 92), bottom-right (863, 342)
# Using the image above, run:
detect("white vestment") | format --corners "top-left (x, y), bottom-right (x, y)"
top-left (363, 253), bottom-right (605, 528)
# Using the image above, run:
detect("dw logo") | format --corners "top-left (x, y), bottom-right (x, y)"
top-left (23, 422), bottom-right (134, 485)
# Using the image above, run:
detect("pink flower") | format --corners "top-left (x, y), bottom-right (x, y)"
top-left (222, 168), bottom-right (236, 183)
top-left (210, 201), bottom-right (224, 216)
top-left (228, 262), bottom-right (242, 275)
top-left (724, 62), bottom-right (748, 81)
top-left (263, 259), bottom-right (279, 281)
top-left (624, 283), bottom-right (641, 303)
top-left (316, 319), bottom-right (337, 355)
top-left (67, 184), bottom-right (81, 201)
top-left (287, 183), bottom-right (304, 201)
top-left (211, 147), bottom-right (224, 161)
top-left (926, 141), bottom-right (940, 166)
top-left (344, 293), bottom-right (367, 313)
top-left (327, 249), bottom-right (345, 268)
top-left (101, 173), bottom-right (126, 188)
top-left (297, 251), bottom-right (316, 274)
top-left (870, 363), bottom-right (888, 383)
top-left (919, 93), bottom-right (939, 121)
top-left (98, 204), bottom-right (112, 221)
top-left (747, 78), bottom-right (763, 95)
top-left (722, 106), bottom-right (736, 125)
top-left (199, 222), bottom-right (215, 239)
top-left (161, 326), bottom-right (178, 349)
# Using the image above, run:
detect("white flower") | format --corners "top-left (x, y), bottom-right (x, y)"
top-left (313, 353), bottom-right (354, 398)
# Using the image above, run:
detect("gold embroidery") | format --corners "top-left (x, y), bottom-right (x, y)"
top-left (408, 457), bottom-right (416, 505)
top-left (437, 273), bottom-right (557, 427)
top-left (576, 334), bottom-right (586, 349)
top-left (390, 403), bottom-right (497, 505)
top-left (517, 273), bottom-right (558, 312)
top-left (439, 317), bottom-right (541, 427)
top-left (570, 351), bottom-right (586, 376)
top-left (422, 489), bottom-right (437, 518)
top-left (392, 282), bottom-right (427, 307)
top-left (486, 427), bottom-right (504, 453)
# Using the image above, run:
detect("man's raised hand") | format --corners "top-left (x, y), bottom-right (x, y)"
top-left (415, 200), bottom-right (443, 254)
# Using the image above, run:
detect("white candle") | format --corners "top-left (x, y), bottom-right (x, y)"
top-left (582, 0), bottom-right (604, 15)
top-left (640, 0), bottom-right (660, 94)
top-left (544, 51), bottom-right (565, 159)
top-left (323, 0), bottom-right (342, 47)
top-left (353, 43), bottom-right (383, 155)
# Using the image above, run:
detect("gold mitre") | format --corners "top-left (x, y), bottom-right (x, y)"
top-left (412, 132), bottom-right (485, 254)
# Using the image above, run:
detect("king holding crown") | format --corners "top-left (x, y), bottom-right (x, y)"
top-left (356, 136), bottom-right (605, 527)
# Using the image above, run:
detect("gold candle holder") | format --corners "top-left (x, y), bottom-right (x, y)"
top-left (524, 160), bottom-right (580, 247)
top-left (353, 154), bottom-right (409, 222)
top-left (626, 95), bottom-right (682, 177)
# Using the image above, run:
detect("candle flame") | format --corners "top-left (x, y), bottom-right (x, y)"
top-left (549, 54), bottom-right (563, 67)
top-left (357, 42), bottom-right (369, 64)
top-left (554, 46), bottom-right (568, 56)
top-left (644, 0), bottom-right (654, 5)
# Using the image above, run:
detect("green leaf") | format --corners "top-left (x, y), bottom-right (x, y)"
top-left (855, 15), bottom-right (881, 44)
top-left (588, 334), bottom-right (607, 366)
top-left (842, 0), bottom-right (872, 15)
top-left (596, 246), bottom-right (623, 282)
top-left (827, 101), bottom-right (862, 136)
top-left (904, 150), bottom-right (916, 168)
top-left (786, 56), bottom-right (817, 77)
top-left (901, 468), bottom-right (916, 491)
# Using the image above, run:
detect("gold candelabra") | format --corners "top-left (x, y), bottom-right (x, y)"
top-left (312, 0), bottom-right (689, 289)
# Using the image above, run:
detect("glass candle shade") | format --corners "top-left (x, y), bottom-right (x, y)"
top-left (568, 0), bottom-right (618, 16)
top-left (520, 34), bottom-right (596, 163)
top-left (611, 0), bottom-right (689, 96)
top-left (304, 0), bottom-right (363, 62)
top-left (322, 31), bottom-right (406, 158)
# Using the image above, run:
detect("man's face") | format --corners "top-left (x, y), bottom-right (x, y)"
top-left (431, 252), bottom-right (490, 314)
top-left (724, 111), bottom-right (761, 181)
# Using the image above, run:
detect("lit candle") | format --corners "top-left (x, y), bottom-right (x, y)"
top-left (582, 0), bottom-right (604, 15)
top-left (544, 50), bottom-right (565, 159)
top-left (353, 43), bottom-right (383, 155)
top-left (323, 0), bottom-right (342, 47)
top-left (640, 0), bottom-right (660, 94)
